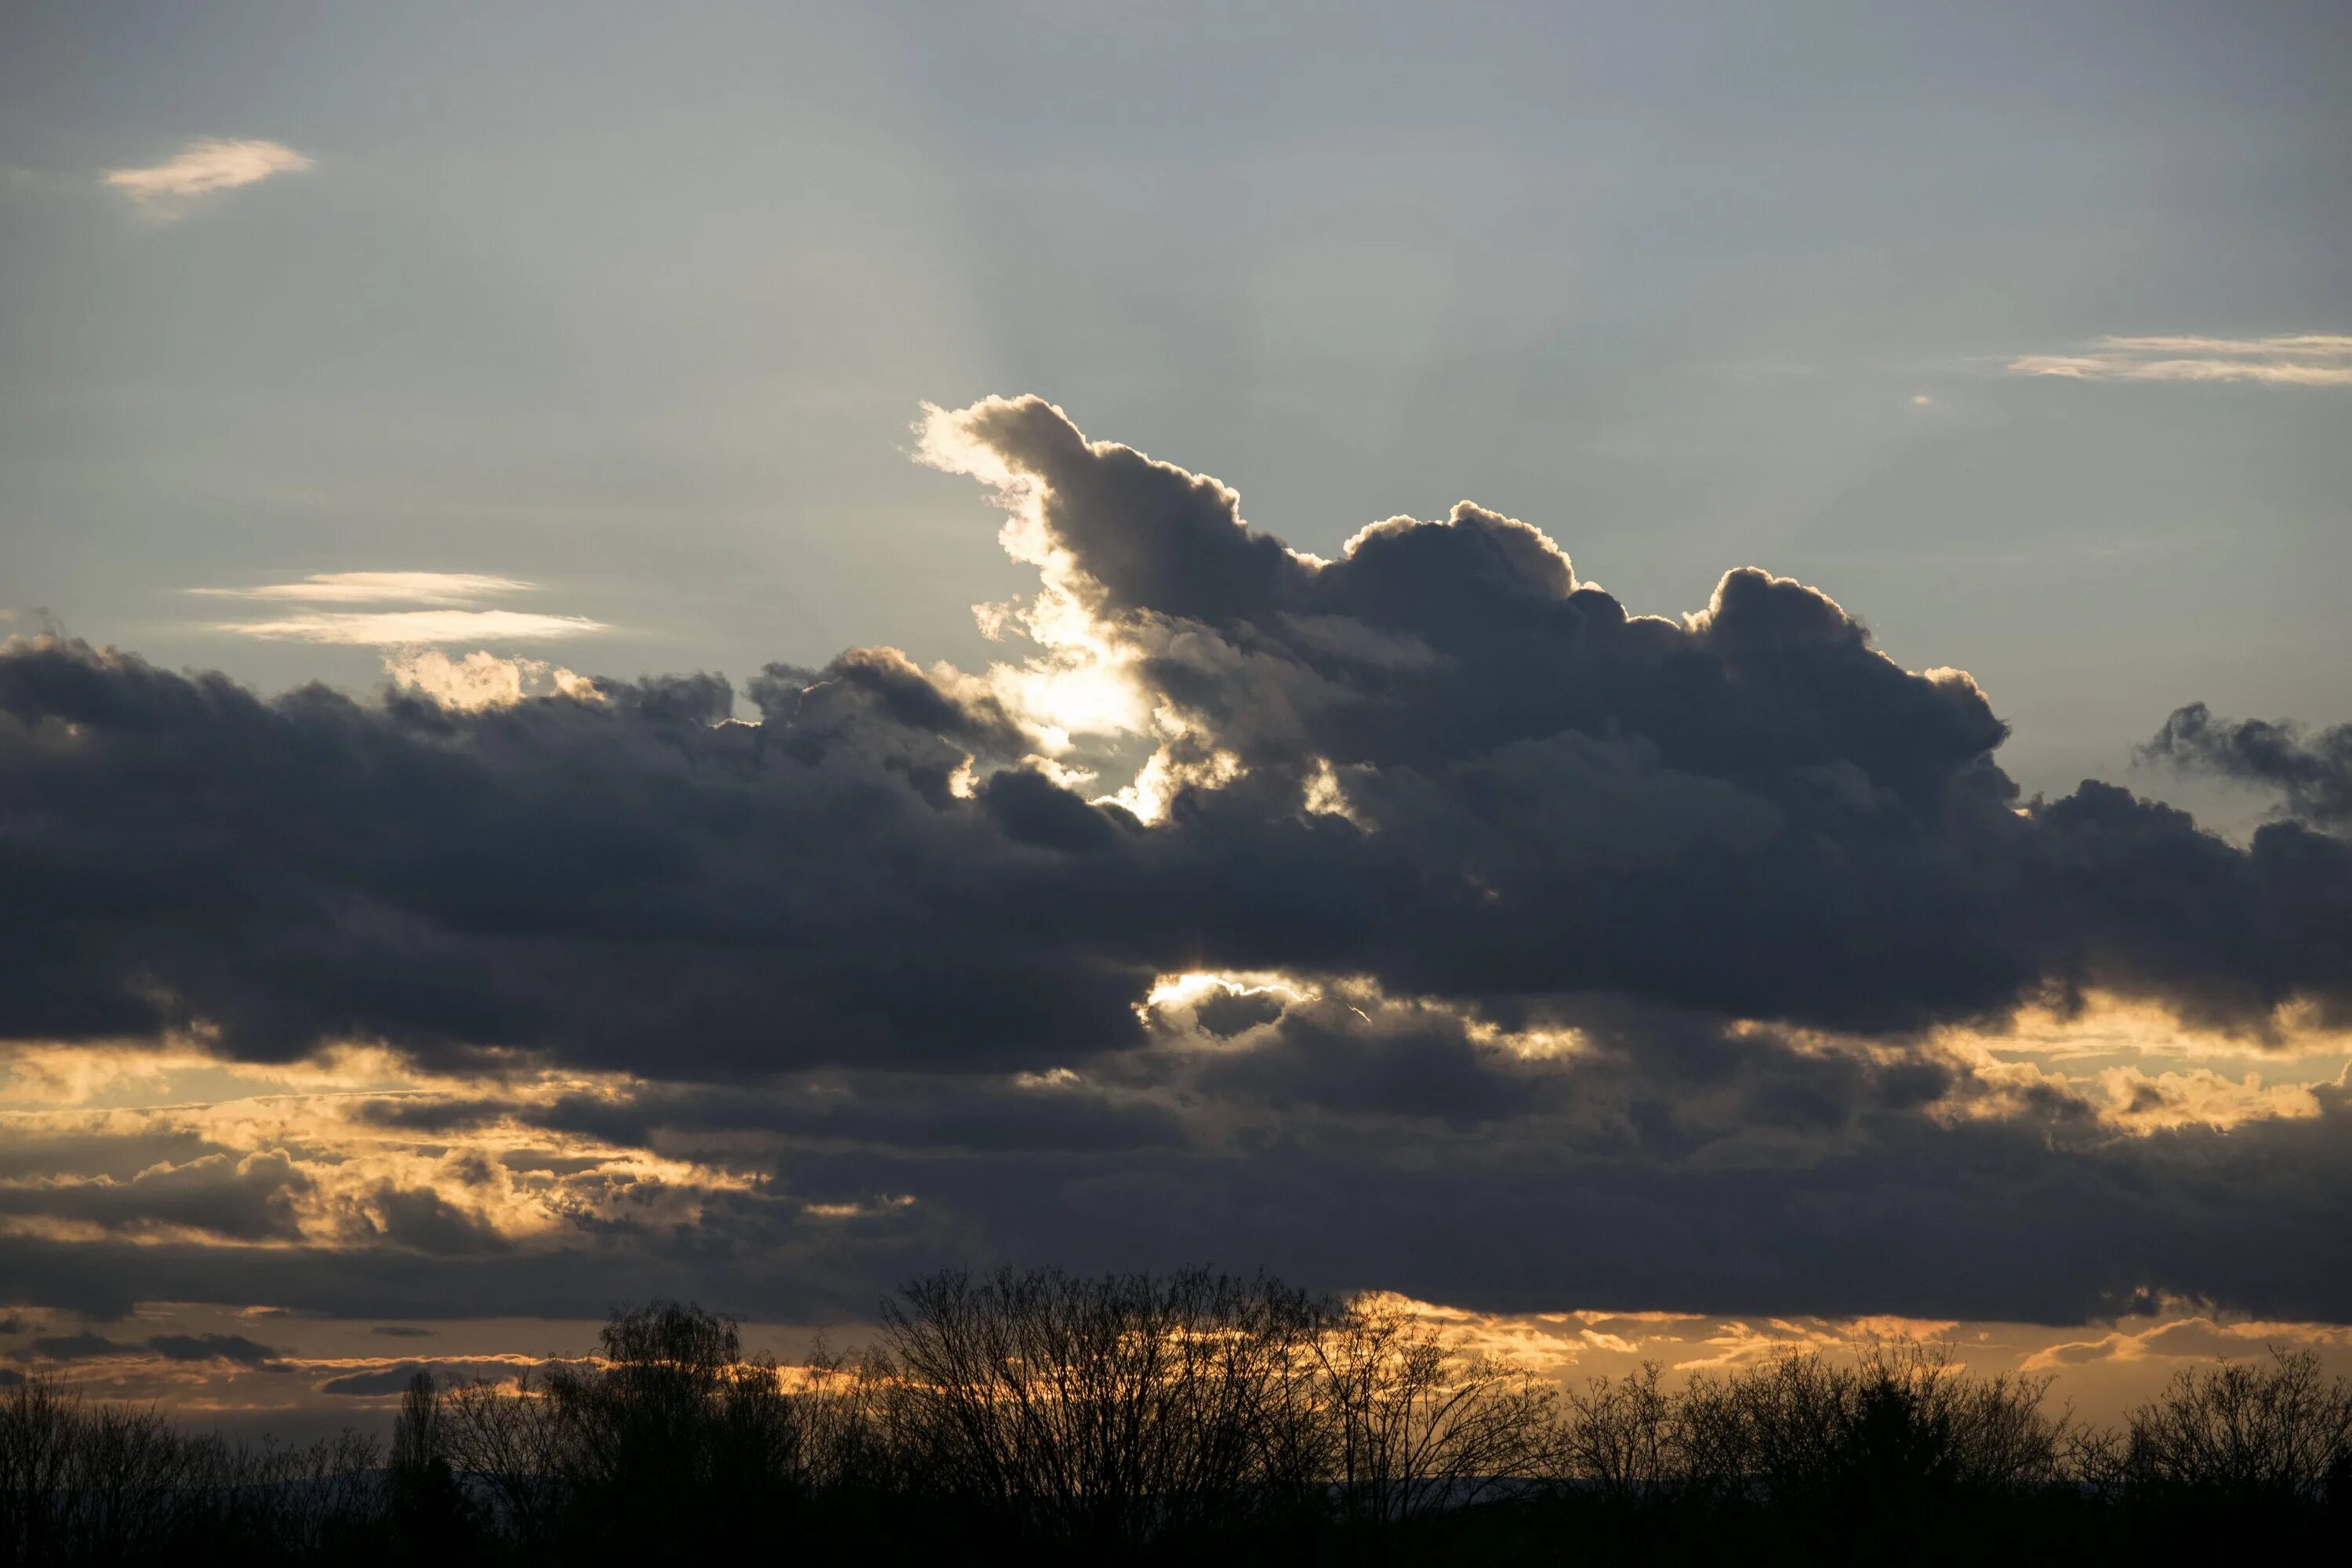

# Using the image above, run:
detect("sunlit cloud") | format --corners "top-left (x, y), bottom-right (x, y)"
top-left (209, 611), bottom-right (607, 645)
top-left (0, 1040), bottom-right (764, 1258)
top-left (2096, 335), bottom-right (2352, 356)
top-left (384, 648), bottom-right (601, 710)
top-left (103, 138), bottom-right (312, 205)
top-left (190, 572), bottom-right (534, 606)
top-left (194, 570), bottom-right (608, 649)
top-left (916, 397), bottom-right (1277, 823)
top-left (2089, 1063), bottom-right (2331, 1132)
top-left (2023, 1315), bottom-right (2352, 1371)
top-left (2007, 333), bottom-right (2352, 387)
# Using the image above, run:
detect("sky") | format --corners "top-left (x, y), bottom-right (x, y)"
top-left (2, 0), bottom-right (2350, 1431)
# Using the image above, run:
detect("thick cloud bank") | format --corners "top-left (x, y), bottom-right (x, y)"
top-left (3, 396), bottom-right (2349, 1327)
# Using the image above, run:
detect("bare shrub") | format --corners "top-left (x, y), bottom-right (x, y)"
top-left (2122, 1347), bottom-right (2352, 1505)
top-left (875, 1266), bottom-right (1327, 1552)
top-left (440, 1369), bottom-right (566, 1548)
top-left (1559, 1363), bottom-right (1702, 1505)
top-left (1312, 1296), bottom-right (1558, 1536)
top-left (1679, 1342), bottom-right (2058, 1505)
top-left (0, 1374), bottom-right (384, 1566)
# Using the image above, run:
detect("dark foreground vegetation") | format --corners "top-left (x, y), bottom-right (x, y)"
top-left (5, 1270), bottom-right (2350, 1566)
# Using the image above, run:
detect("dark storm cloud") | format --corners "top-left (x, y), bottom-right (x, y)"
top-left (5, 448), bottom-right (2348, 1069)
top-left (362, 1183), bottom-right (512, 1257)
top-left (2146, 702), bottom-right (2352, 829)
top-left (0, 1126), bottom-right (218, 1183)
top-left (0, 1150), bottom-right (309, 1242)
top-left (0, 637), bottom-right (1149, 1074)
top-left (4, 1079), bottom-right (2351, 1327)
top-left (14, 1333), bottom-right (133, 1363)
top-left (4, 394), bottom-right (2352, 1327)
top-left (938, 395), bottom-right (2352, 1037)
top-left (521, 1073), bottom-right (1188, 1157)
top-left (143, 1332), bottom-right (285, 1367)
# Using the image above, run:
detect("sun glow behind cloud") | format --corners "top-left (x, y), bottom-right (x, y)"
top-left (917, 398), bottom-right (1348, 823)
top-left (917, 401), bottom-right (1174, 808)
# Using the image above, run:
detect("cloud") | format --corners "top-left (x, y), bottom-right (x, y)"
top-left (13, 399), bottom-right (2352, 1062)
top-left (192, 569), bottom-right (608, 648)
top-left (2023, 1315), bottom-right (2352, 1370)
top-left (4, 397), bottom-right (2352, 1327)
top-left (0, 1149), bottom-right (311, 1242)
top-left (2006, 333), bottom-right (2352, 387)
top-left (2094, 336), bottom-right (2352, 357)
top-left (385, 648), bottom-right (600, 710)
top-left (143, 1331), bottom-right (284, 1367)
top-left (315, 1358), bottom-right (542, 1396)
top-left (9, 1330), bottom-right (282, 1367)
top-left (207, 610), bottom-right (608, 645)
top-left (316, 1364), bottom-right (426, 1396)
top-left (2144, 703), bottom-right (2352, 830)
top-left (190, 572), bottom-right (535, 606)
top-left (14, 1333), bottom-right (137, 1363)
top-left (103, 138), bottom-right (311, 205)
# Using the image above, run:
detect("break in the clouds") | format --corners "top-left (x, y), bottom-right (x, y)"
top-left (4, 397), bottom-right (2351, 1332)
top-left (2006, 333), bottom-right (2352, 386)
top-left (103, 137), bottom-right (312, 204)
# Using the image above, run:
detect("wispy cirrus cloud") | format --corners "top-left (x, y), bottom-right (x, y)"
top-left (194, 572), bottom-right (608, 648)
top-left (2008, 333), bottom-right (2352, 387)
top-left (191, 572), bottom-right (535, 606)
top-left (103, 137), bottom-right (312, 205)
top-left (212, 611), bottom-right (608, 646)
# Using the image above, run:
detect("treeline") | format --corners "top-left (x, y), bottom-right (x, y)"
top-left (5, 1268), bottom-right (2350, 1565)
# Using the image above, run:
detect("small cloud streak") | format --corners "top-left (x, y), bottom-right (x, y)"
top-left (194, 570), bottom-right (609, 648)
top-left (103, 138), bottom-right (312, 204)
top-left (191, 572), bottom-right (535, 606)
top-left (2008, 333), bottom-right (2352, 387)
top-left (211, 611), bottom-right (608, 646)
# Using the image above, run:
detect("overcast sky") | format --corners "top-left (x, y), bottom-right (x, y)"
top-left (3, 1), bottom-right (2350, 1426)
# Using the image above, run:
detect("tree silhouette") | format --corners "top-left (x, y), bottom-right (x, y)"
top-left (9, 1279), bottom-right (2352, 1563)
